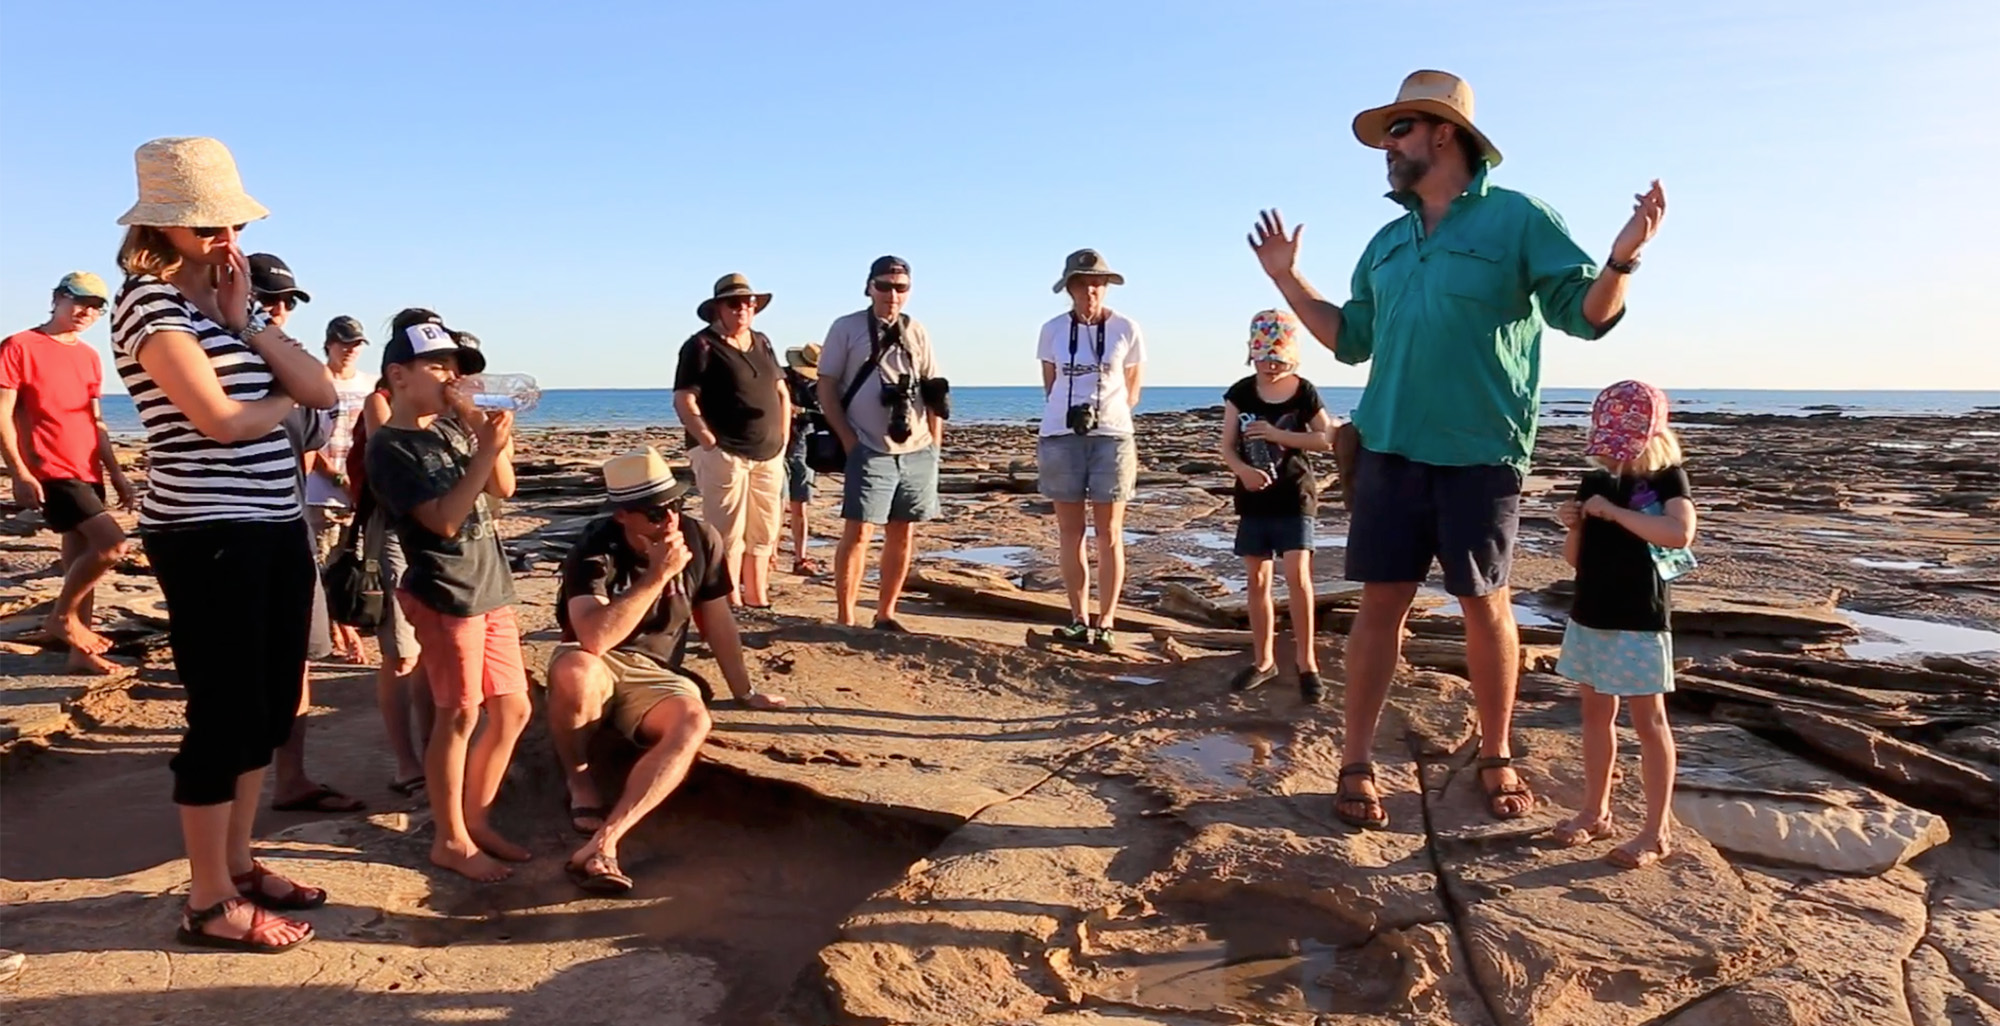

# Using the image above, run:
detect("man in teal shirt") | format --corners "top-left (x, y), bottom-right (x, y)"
top-left (1249, 70), bottom-right (1666, 830)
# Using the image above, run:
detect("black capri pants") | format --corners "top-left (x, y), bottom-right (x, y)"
top-left (144, 519), bottom-right (316, 806)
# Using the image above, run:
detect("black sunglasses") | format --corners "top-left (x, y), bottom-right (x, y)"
top-left (637, 500), bottom-right (684, 524)
top-left (261, 295), bottom-right (298, 312)
top-left (190, 223), bottom-right (248, 239)
top-left (1386, 116), bottom-right (1435, 140)
top-left (871, 279), bottom-right (910, 293)
top-left (70, 296), bottom-right (107, 311)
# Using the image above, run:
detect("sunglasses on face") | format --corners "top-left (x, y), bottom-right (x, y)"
top-left (262, 296), bottom-right (298, 312)
top-left (871, 279), bottom-right (910, 293)
top-left (70, 297), bottom-right (106, 311)
top-left (638, 501), bottom-right (684, 524)
top-left (190, 223), bottom-right (248, 239)
top-left (722, 296), bottom-right (758, 310)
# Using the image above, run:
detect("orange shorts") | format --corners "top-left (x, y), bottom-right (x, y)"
top-left (396, 592), bottom-right (529, 709)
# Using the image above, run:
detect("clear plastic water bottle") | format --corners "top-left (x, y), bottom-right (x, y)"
top-left (464, 373), bottom-right (540, 414)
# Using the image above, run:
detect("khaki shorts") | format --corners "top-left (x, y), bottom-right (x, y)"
top-left (690, 445), bottom-right (786, 561)
top-left (552, 644), bottom-right (704, 743)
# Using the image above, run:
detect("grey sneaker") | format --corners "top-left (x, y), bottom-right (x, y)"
top-left (1091, 626), bottom-right (1117, 652)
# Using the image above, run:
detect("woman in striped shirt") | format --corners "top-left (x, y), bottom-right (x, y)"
top-left (110, 137), bottom-right (338, 954)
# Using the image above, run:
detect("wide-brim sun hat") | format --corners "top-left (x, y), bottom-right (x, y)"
top-left (1352, 70), bottom-right (1503, 169)
top-left (1052, 249), bottom-right (1125, 293)
top-left (696, 273), bottom-right (773, 323)
top-left (785, 343), bottom-right (822, 379)
top-left (116, 137), bottom-right (271, 228)
top-left (603, 446), bottom-right (692, 509)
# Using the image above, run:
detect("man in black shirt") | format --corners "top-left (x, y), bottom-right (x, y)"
top-left (548, 447), bottom-right (789, 894)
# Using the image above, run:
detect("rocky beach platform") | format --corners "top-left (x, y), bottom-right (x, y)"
top-left (3, 409), bottom-right (1997, 1025)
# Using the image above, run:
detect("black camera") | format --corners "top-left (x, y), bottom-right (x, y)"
top-left (918, 376), bottom-right (952, 422)
top-left (1066, 403), bottom-right (1097, 436)
top-left (881, 374), bottom-right (916, 444)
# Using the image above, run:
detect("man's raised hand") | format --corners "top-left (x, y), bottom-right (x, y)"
top-left (1611, 180), bottom-right (1667, 263)
top-left (1248, 209), bottom-right (1304, 280)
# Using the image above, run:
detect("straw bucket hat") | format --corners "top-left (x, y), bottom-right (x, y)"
top-left (785, 343), bottom-right (822, 380)
top-left (1351, 70), bottom-right (1503, 168)
top-left (696, 273), bottom-right (773, 323)
top-left (116, 137), bottom-right (270, 228)
top-left (1052, 249), bottom-right (1124, 293)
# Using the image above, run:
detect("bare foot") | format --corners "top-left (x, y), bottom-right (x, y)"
top-left (468, 824), bottom-right (532, 863)
top-left (1607, 832), bottom-right (1672, 870)
top-left (65, 647), bottom-right (122, 676)
top-left (1552, 812), bottom-right (1614, 848)
top-left (745, 692), bottom-right (790, 710)
top-left (431, 838), bottom-right (513, 882)
top-left (44, 615), bottom-right (111, 655)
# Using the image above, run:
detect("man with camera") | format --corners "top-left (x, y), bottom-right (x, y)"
top-left (817, 255), bottom-right (946, 632)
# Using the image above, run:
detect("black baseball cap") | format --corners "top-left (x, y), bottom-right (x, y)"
top-left (381, 321), bottom-right (486, 376)
top-left (868, 255), bottom-right (911, 279)
top-left (325, 316), bottom-right (367, 345)
top-left (247, 253), bottom-right (311, 303)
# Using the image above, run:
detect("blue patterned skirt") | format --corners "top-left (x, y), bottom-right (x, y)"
top-left (1557, 622), bottom-right (1675, 696)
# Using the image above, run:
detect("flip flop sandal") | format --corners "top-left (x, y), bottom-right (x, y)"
top-left (793, 558), bottom-right (824, 576)
top-left (1334, 762), bottom-right (1391, 830)
top-left (234, 861), bottom-right (328, 911)
top-left (271, 784), bottom-right (367, 814)
top-left (570, 805), bottom-right (608, 836)
top-left (176, 897), bottom-right (313, 953)
top-left (1229, 664), bottom-right (1279, 693)
top-left (1474, 756), bottom-right (1536, 820)
top-left (566, 852), bottom-right (634, 896)
top-left (872, 617), bottom-right (912, 634)
top-left (388, 775), bottom-right (427, 797)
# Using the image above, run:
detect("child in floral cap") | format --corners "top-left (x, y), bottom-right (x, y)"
top-left (1220, 310), bottom-right (1336, 703)
top-left (1554, 379), bottom-right (1697, 870)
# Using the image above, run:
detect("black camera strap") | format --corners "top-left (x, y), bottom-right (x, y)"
top-left (841, 314), bottom-right (906, 410)
top-left (1065, 313), bottom-right (1108, 417)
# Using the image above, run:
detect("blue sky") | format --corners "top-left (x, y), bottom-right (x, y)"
top-left (3, 0), bottom-right (1995, 392)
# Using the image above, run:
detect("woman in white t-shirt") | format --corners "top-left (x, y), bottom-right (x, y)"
top-left (1036, 249), bottom-right (1145, 651)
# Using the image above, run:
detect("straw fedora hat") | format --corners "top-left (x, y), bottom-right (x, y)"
top-left (1052, 249), bottom-right (1125, 294)
top-left (696, 273), bottom-right (773, 323)
top-left (116, 137), bottom-right (271, 228)
top-left (602, 446), bottom-right (691, 509)
top-left (785, 343), bottom-right (821, 380)
top-left (1351, 70), bottom-right (1503, 169)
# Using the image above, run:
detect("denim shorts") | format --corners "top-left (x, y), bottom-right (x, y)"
top-left (842, 443), bottom-right (941, 525)
top-left (1234, 515), bottom-right (1314, 558)
top-left (1343, 448), bottom-right (1521, 597)
top-left (1037, 433), bottom-right (1137, 504)
top-left (785, 437), bottom-right (813, 504)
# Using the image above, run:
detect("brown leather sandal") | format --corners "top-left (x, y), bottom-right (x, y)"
top-left (176, 897), bottom-right (313, 953)
top-left (1475, 755), bottom-right (1536, 820)
top-left (1334, 762), bottom-right (1390, 830)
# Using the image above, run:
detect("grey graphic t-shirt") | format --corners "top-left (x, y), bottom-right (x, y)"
top-left (366, 418), bottom-right (516, 616)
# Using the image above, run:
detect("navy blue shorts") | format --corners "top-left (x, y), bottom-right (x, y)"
top-left (1343, 448), bottom-right (1521, 597)
top-left (1234, 515), bottom-right (1314, 559)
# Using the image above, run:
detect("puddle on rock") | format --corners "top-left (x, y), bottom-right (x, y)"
top-left (1154, 732), bottom-right (1284, 789)
top-left (931, 545), bottom-right (1032, 568)
top-left (1850, 557), bottom-right (1939, 571)
top-left (1421, 593), bottom-right (1564, 628)
top-left (1841, 609), bottom-right (2000, 662)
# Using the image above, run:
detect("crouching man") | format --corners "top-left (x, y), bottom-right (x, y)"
top-left (548, 446), bottom-right (790, 894)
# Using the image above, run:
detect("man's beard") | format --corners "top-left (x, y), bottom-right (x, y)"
top-left (1387, 151), bottom-right (1431, 194)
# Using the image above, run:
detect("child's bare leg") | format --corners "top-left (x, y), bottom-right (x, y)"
top-left (1610, 693), bottom-right (1676, 869)
top-left (1555, 685), bottom-right (1620, 846)
top-left (1282, 550), bottom-right (1316, 672)
top-left (464, 691), bottom-right (532, 862)
top-left (428, 703), bottom-right (510, 882)
top-left (1244, 557), bottom-right (1275, 670)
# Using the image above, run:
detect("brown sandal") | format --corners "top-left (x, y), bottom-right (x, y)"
top-left (233, 861), bottom-right (327, 911)
top-left (176, 897), bottom-right (313, 953)
top-left (1334, 763), bottom-right (1390, 830)
top-left (1475, 755), bottom-right (1536, 820)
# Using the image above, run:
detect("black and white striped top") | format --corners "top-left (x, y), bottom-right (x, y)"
top-left (111, 275), bottom-right (301, 529)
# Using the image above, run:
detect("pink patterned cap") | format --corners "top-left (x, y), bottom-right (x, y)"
top-left (1586, 380), bottom-right (1670, 462)
top-left (1247, 309), bottom-right (1301, 366)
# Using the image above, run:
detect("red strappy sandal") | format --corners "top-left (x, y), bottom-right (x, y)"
top-left (233, 861), bottom-right (328, 911)
top-left (176, 897), bottom-right (313, 953)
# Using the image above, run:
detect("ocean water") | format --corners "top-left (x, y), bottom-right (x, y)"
top-left (97, 387), bottom-right (2000, 434)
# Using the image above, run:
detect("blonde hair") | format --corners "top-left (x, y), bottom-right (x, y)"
top-left (117, 226), bottom-right (183, 280)
top-left (1590, 427), bottom-right (1684, 476)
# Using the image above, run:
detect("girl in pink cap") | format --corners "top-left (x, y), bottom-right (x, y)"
top-left (1220, 310), bottom-right (1336, 705)
top-left (1553, 380), bottom-right (1697, 869)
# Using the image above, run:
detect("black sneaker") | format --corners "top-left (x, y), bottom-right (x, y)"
top-left (1053, 620), bottom-right (1092, 645)
top-left (1298, 670), bottom-right (1325, 705)
top-left (1230, 664), bottom-right (1279, 693)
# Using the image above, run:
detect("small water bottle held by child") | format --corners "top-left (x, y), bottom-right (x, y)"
top-left (463, 373), bottom-right (540, 414)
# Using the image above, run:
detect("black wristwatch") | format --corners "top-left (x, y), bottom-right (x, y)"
top-left (1605, 254), bottom-right (1641, 275)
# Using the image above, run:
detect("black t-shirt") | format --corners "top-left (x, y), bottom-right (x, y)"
top-left (1224, 376), bottom-right (1326, 518)
top-left (1569, 466), bottom-right (1692, 632)
top-left (555, 514), bottom-right (733, 670)
top-left (672, 329), bottom-right (786, 461)
top-left (366, 419), bottom-right (516, 617)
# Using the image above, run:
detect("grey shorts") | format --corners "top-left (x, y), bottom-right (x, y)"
top-left (1343, 448), bottom-right (1521, 597)
top-left (366, 506), bottom-right (421, 663)
top-left (841, 443), bottom-right (941, 525)
top-left (1037, 433), bottom-right (1137, 504)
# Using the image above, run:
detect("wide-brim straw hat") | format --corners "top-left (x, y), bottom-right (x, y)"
top-left (603, 446), bottom-right (692, 509)
top-left (785, 343), bottom-right (822, 379)
top-left (116, 137), bottom-right (271, 228)
top-left (1052, 248), bottom-right (1125, 293)
top-left (696, 273), bottom-right (773, 323)
top-left (1351, 70), bottom-right (1503, 169)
